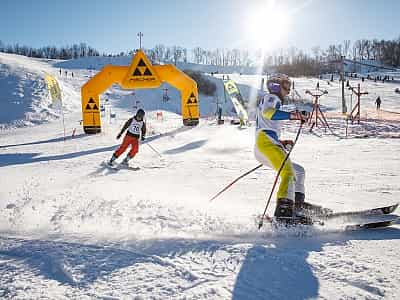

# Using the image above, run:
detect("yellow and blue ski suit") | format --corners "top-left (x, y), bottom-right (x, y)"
top-left (254, 93), bottom-right (305, 201)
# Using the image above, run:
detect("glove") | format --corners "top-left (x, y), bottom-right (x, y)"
top-left (290, 110), bottom-right (309, 123)
top-left (280, 140), bottom-right (294, 151)
top-left (116, 133), bottom-right (122, 140)
top-left (300, 110), bottom-right (309, 119)
top-left (141, 136), bottom-right (145, 141)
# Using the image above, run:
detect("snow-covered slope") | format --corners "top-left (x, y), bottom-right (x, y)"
top-left (0, 54), bottom-right (400, 299)
top-left (0, 53), bottom-right (81, 129)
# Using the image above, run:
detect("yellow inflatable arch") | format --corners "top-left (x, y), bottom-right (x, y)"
top-left (81, 50), bottom-right (199, 134)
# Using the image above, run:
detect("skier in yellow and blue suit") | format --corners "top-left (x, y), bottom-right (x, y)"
top-left (254, 74), bottom-right (321, 223)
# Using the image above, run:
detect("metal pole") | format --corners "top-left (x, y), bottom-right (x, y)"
top-left (61, 107), bottom-right (66, 141)
top-left (145, 142), bottom-right (162, 158)
top-left (137, 32), bottom-right (143, 49)
top-left (315, 96), bottom-right (318, 127)
top-left (357, 84), bottom-right (361, 124)
top-left (341, 56), bottom-right (347, 113)
top-left (209, 164), bottom-right (263, 202)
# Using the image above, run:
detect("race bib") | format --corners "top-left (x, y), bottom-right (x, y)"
top-left (128, 119), bottom-right (143, 135)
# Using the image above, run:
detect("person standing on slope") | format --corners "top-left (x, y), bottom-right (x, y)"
top-left (108, 109), bottom-right (146, 166)
top-left (254, 74), bottom-right (321, 223)
top-left (375, 96), bottom-right (381, 110)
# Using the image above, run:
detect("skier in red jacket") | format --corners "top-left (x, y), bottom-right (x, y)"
top-left (108, 109), bottom-right (146, 166)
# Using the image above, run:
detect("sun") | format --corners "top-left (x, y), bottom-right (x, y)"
top-left (244, 1), bottom-right (289, 51)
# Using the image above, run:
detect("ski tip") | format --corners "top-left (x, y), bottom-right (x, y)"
top-left (383, 203), bottom-right (399, 214)
top-left (345, 217), bottom-right (399, 231)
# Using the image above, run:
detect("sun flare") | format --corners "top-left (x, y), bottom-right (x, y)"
top-left (245, 1), bottom-right (289, 51)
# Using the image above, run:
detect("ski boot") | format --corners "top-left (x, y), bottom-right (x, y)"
top-left (274, 198), bottom-right (313, 226)
top-left (108, 154), bottom-right (117, 166)
top-left (295, 192), bottom-right (332, 217)
top-left (120, 155), bottom-right (131, 167)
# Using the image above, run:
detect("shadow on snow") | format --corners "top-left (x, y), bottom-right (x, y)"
top-left (0, 133), bottom-right (86, 149)
top-left (0, 130), bottom-right (180, 167)
top-left (0, 145), bottom-right (117, 167)
top-left (163, 139), bottom-right (207, 155)
top-left (0, 227), bottom-right (399, 297)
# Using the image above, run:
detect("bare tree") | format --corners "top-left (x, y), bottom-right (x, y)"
top-left (154, 44), bottom-right (165, 63)
top-left (164, 47), bottom-right (172, 62)
top-left (364, 40), bottom-right (371, 59)
top-left (343, 40), bottom-right (351, 58)
top-left (327, 45), bottom-right (337, 60)
top-left (172, 46), bottom-right (182, 65)
top-left (192, 47), bottom-right (203, 64)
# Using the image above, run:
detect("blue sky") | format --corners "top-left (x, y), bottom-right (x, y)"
top-left (1, 0), bottom-right (399, 54)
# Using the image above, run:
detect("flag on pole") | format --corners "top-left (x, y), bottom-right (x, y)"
top-left (223, 80), bottom-right (249, 124)
top-left (45, 74), bottom-right (62, 104)
top-left (45, 74), bottom-right (66, 139)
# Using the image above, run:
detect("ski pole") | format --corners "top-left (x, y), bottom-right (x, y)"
top-left (209, 164), bottom-right (263, 202)
top-left (145, 141), bottom-right (162, 158)
top-left (258, 121), bottom-right (304, 229)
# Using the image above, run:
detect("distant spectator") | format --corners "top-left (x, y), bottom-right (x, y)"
top-left (65, 70), bottom-right (67, 77)
top-left (217, 106), bottom-right (222, 121)
top-left (59, 68), bottom-right (62, 75)
top-left (375, 96), bottom-right (381, 110)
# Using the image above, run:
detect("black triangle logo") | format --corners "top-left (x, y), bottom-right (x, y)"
top-left (88, 98), bottom-right (95, 103)
top-left (92, 104), bottom-right (99, 110)
top-left (187, 93), bottom-right (197, 104)
top-left (143, 68), bottom-right (152, 76)
top-left (86, 104), bottom-right (91, 110)
top-left (133, 68), bottom-right (142, 76)
top-left (138, 59), bottom-right (146, 67)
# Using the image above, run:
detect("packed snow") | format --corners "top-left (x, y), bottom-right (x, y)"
top-left (0, 52), bottom-right (400, 299)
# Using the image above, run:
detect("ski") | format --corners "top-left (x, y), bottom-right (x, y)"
top-left (317, 203), bottom-right (399, 220)
top-left (256, 212), bottom-right (399, 231)
top-left (101, 161), bottom-right (140, 171)
top-left (345, 217), bottom-right (399, 231)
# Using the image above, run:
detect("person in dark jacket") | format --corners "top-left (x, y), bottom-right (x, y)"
top-left (108, 109), bottom-right (146, 166)
top-left (375, 96), bottom-right (381, 110)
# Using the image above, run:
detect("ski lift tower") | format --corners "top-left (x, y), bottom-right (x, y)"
top-left (348, 83), bottom-right (368, 124)
top-left (305, 88), bottom-right (330, 132)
